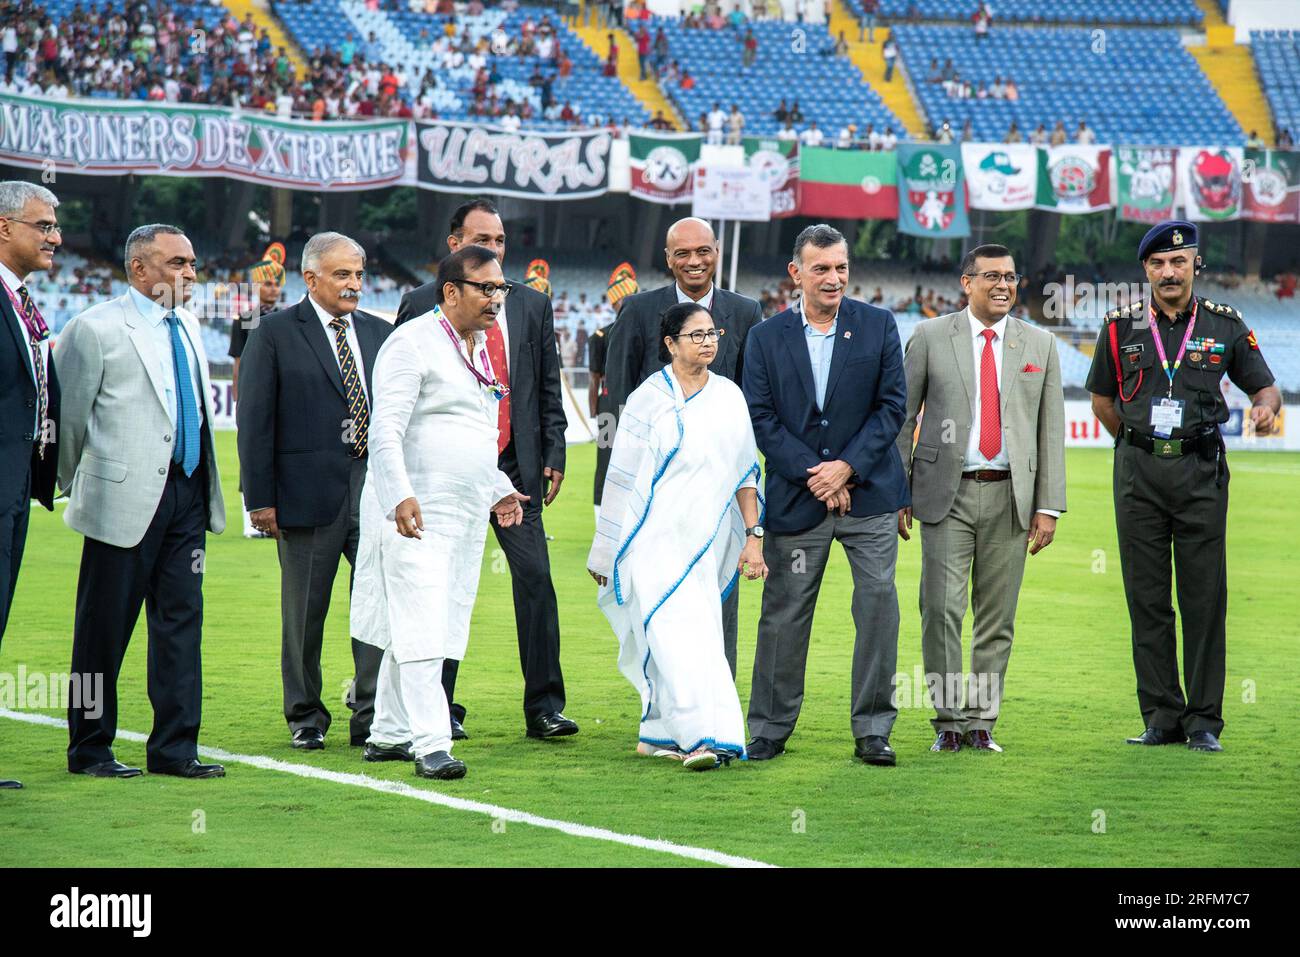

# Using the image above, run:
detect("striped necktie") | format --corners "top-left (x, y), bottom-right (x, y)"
top-left (15, 285), bottom-right (49, 457)
top-left (165, 311), bottom-right (201, 477)
top-left (329, 315), bottom-right (369, 458)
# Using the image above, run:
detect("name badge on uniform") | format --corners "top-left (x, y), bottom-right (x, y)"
top-left (1150, 397), bottom-right (1184, 438)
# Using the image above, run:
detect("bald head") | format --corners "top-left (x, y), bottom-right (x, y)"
top-left (665, 217), bottom-right (718, 300)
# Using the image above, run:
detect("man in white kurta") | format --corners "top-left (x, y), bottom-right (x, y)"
top-left (352, 249), bottom-right (523, 779)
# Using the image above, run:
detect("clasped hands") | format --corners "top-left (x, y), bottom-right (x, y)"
top-left (807, 460), bottom-right (855, 516)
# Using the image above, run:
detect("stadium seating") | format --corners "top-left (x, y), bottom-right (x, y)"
top-left (652, 18), bottom-right (904, 137)
top-left (1251, 30), bottom-right (1300, 143)
top-left (275, 1), bottom-right (649, 128)
top-left (893, 25), bottom-right (1243, 144)
top-left (860, 0), bottom-right (1203, 26)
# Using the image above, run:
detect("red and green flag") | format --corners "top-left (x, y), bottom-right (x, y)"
top-left (797, 146), bottom-right (897, 219)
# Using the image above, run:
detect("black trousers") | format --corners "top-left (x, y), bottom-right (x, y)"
top-left (0, 467), bottom-right (31, 647)
top-left (67, 463), bottom-right (209, 771)
top-left (443, 441), bottom-right (566, 723)
top-left (1114, 441), bottom-right (1229, 737)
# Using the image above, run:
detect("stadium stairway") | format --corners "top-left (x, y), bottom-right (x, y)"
top-left (827, 0), bottom-right (925, 138)
top-left (1191, 38), bottom-right (1275, 145)
top-left (230, 0), bottom-right (308, 77)
top-left (570, 21), bottom-right (683, 129)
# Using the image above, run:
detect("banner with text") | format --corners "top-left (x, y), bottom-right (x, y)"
top-left (414, 120), bottom-right (611, 199)
top-left (962, 142), bottom-right (1038, 211)
top-left (1116, 146), bottom-right (1178, 223)
top-left (0, 92), bottom-right (413, 190)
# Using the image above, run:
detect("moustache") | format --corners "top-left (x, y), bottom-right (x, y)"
top-left (339, 289), bottom-right (360, 300)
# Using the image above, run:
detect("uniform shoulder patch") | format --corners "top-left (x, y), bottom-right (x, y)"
top-left (1200, 298), bottom-right (1243, 322)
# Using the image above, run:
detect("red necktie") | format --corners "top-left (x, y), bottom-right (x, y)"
top-left (979, 328), bottom-right (1002, 461)
top-left (485, 321), bottom-right (511, 454)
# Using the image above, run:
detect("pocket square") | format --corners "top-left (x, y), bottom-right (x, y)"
top-left (1022, 363), bottom-right (1043, 373)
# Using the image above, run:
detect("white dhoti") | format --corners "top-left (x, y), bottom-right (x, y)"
top-left (351, 308), bottom-right (517, 757)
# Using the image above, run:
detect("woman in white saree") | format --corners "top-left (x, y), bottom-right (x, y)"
top-left (588, 302), bottom-right (767, 771)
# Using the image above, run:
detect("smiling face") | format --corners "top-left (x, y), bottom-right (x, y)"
top-left (0, 197), bottom-right (61, 276)
top-left (665, 218), bottom-right (718, 299)
top-left (960, 253), bottom-right (1018, 322)
top-left (789, 240), bottom-right (849, 317)
top-left (450, 208), bottom-right (506, 264)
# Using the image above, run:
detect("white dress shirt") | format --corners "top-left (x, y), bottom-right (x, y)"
top-left (309, 295), bottom-right (370, 405)
top-left (964, 309), bottom-right (1059, 518)
top-left (675, 283), bottom-right (714, 312)
top-left (127, 285), bottom-right (203, 429)
top-left (0, 260), bottom-right (48, 436)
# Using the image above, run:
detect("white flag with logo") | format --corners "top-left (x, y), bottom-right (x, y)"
top-left (962, 143), bottom-right (1038, 210)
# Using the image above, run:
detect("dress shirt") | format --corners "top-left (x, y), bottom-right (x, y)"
top-left (127, 285), bottom-right (204, 429)
top-left (797, 299), bottom-right (837, 411)
top-left (309, 295), bottom-right (369, 404)
top-left (0, 260), bottom-right (47, 437)
top-left (675, 283), bottom-right (714, 312)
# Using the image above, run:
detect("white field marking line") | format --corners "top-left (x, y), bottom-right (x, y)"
top-left (0, 709), bottom-right (776, 869)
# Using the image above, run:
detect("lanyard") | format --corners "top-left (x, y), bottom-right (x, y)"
top-left (1147, 298), bottom-right (1197, 398)
top-left (0, 273), bottom-right (48, 343)
top-left (436, 307), bottom-right (508, 400)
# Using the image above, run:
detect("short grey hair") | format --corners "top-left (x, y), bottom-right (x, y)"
top-left (793, 224), bottom-right (847, 266)
top-left (124, 224), bottom-right (187, 273)
top-left (302, 232), bottom-right (366, 275)
top-left (0, 181), bottom-right (59, 219)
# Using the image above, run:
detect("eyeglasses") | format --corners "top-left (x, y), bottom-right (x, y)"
top-left (967, 271), bottom-right (1020, 285)
top-left (456, 279), bottom-right (513, 298)
top-left (673, 328), bottom-right (724, 344)
top-left (7, 219), bottom-right (62, 238)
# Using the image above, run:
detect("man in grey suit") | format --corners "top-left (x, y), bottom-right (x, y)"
top-left (603, 217), bottom-right (763, 677)
top-left (59, 224), bottom-right (227, 779)
top-left (237, 232), bottom-right (392, 752)
top-left (896, 244), bottom-right (1066, 754)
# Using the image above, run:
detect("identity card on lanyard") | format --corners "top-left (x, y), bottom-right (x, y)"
top-left (1147, 300), bottom-right (1197, 439)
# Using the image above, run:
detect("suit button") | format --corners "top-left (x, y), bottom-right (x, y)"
top-left (22, 432), bottom-right (33, 440)
top-left (820, 419), bottom-right (828, 427)
top-left (158, 467), bottom-right (166, 475)
top-left (822, 448), bottom-right (830, 456)
top-left (164, 434), bottom-right (172, 442)
top-left (26, 399), bottom-right (34, 408)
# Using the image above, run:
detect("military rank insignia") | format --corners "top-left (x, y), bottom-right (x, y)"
top-left (1247, 329), bottom-right (1260, 351)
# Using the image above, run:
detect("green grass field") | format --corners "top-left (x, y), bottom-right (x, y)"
top-left (2, 434), bottom-right (1297, 867)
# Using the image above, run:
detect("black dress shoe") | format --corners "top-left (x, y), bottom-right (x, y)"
top-left (74, 760), bottom-right (143, 778)
top-left (526, 712), bottom-right (579, 738)
top-left (0, 777), bottom-right (22, 789)
top-left (964, 729), bottom-right (1003, 752)
top-left (1187, 731), bottom-right (1224, 752)
top-left (1125, 726), bottom-right (1187, 746)
top-left (451, 717), bottom-right (469, 741)
top-left (745, 737), bottom-right (785, 761)
top-left (854, 735), bottom-right (897, 766)
top-left (931, 730), bottom-right (962, 752)
top-left (364, 741), bottom-right (414, 762)
top-left (415, 751), bottom-right (467, 780)
top-left (151, 759), bottom-right (226, 778)
top-left (292, 728), bottom-right (325, 750)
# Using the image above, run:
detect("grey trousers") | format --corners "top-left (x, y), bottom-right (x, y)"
top-left (919, 477), bottom-right (1027, 733)
top-left (748, 512), bottom-right (900, 742)
top-left (277, 457), bottom-right (382, 743)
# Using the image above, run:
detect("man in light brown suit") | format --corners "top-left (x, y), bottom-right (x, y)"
top-left (896, 244), bottom-right (1066, 753)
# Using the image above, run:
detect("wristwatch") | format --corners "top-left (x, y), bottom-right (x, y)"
top-left (745, 525), bottom-right (765, 539)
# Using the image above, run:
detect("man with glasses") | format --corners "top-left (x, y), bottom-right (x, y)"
top-left (0, 181), bottom-right (62, 790)
top-left (353, 245), bottom-right (529, 779)
top-left (237, 232), bottom-right (393, 753)
top-left (395, 199), bottom-right (572, 742)
top-left (603, 217), bottom-right (763, 677)
top-left (895, 244), bottom-right (1066, 755)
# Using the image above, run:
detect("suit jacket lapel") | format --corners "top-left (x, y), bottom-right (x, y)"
top-left (0, 289), bottom-right (36, 387)
top-left (1000, 316), bottom-right (1022, 416)
top-left (505, 290), bottom-right (524, 380)
top-left (123, 293), bottom-right (174, 419)
top-left (821, 306), bottom-right (857, 408)
top-left (781, 310), bottom-right (818, 408)
top-left (297, 297), bottom-right (346, 400)
top-left (949, 308), bottom-right (976, 409)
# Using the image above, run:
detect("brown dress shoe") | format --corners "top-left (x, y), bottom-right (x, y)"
top-left (930, 731), bottom-right (962, 752)
top-left (964, 729), bottom-right (1003, 752)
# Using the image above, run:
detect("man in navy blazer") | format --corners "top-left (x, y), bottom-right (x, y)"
top-left (742, 224), bottom-right (908, 767)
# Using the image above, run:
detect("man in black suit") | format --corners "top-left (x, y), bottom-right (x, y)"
top-left (237, 232), bottom-right (393, 751)
top-left (602, 216), bottom-right (764, 676)
top-left (395, 199), bottom-right (574, 740)
top-left (0, 181), bottom-right (62, 790)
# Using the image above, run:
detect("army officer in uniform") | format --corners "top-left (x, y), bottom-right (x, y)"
top-left (1086, 221), bottom-right (1280, 753)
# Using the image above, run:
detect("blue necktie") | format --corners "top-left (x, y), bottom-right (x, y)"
top-left (166, 311), bottom-right (201, 477)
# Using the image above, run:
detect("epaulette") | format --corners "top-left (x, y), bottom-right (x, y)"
top-left (1103, 302), bottom-right (1142, 323)
top-left (1199, 298), bottom-right (1244, 322)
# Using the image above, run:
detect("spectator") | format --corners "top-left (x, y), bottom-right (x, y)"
top-left (773, 98), bottom-right (790, 124)
top-left (799, 120), bottom-right (824, 147)
top-left (832, 31), bottom-right (849, 57)
top-left (789, 100), bottom-right (805, 124)
top-left (707, 101), bottom-right (726, 145)
top-left (1075, 120), bottom-right (1095, 144)
top-left (1004, 78), bottom-right (1018, 101)
top-left (1280, 128), bottom-right (1295, 148)
top-left (726, 103), bottom-right (744, 144)
top-left (742, 28), bottom-right (757, 68)
top-left (1246, 129), bottom-right (1265, 148)
top-left (836, 123), bottom-right (857, 149)
top-left (604, 33), bottom-right (618, 77)
top-left (1004, 121), bottom-right (1022, 143)
top-left (861, 0), bottom-right (878, 43)
top-left (974, 7), bottom-right (990, 41)
top-left (680, 67), bottom-right (695, 90)
top-left (882, 36), bottom-right (897, 82)
top-left (777, 119), bottom-right (797, 141)
top-left (1050, 120), bottom-right (1067, 146)
top-left (1030, 123), bottom-right (1048, 145)
top-left (636, 24), bottom-right (650, 80)
top-left (653, 27), bottom-right (669, 74)
top-left (649, 109), bottom-right (672, 130)
top-left (925, 58), bottom-right (942, 84)
top-left (935, 120), bottom-right (954, 144)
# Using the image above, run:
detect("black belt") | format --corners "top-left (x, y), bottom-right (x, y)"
top-left (1122, 426), bottom-right (1216, 458)
top-left (961, 470), bottom-right (1010, 482)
